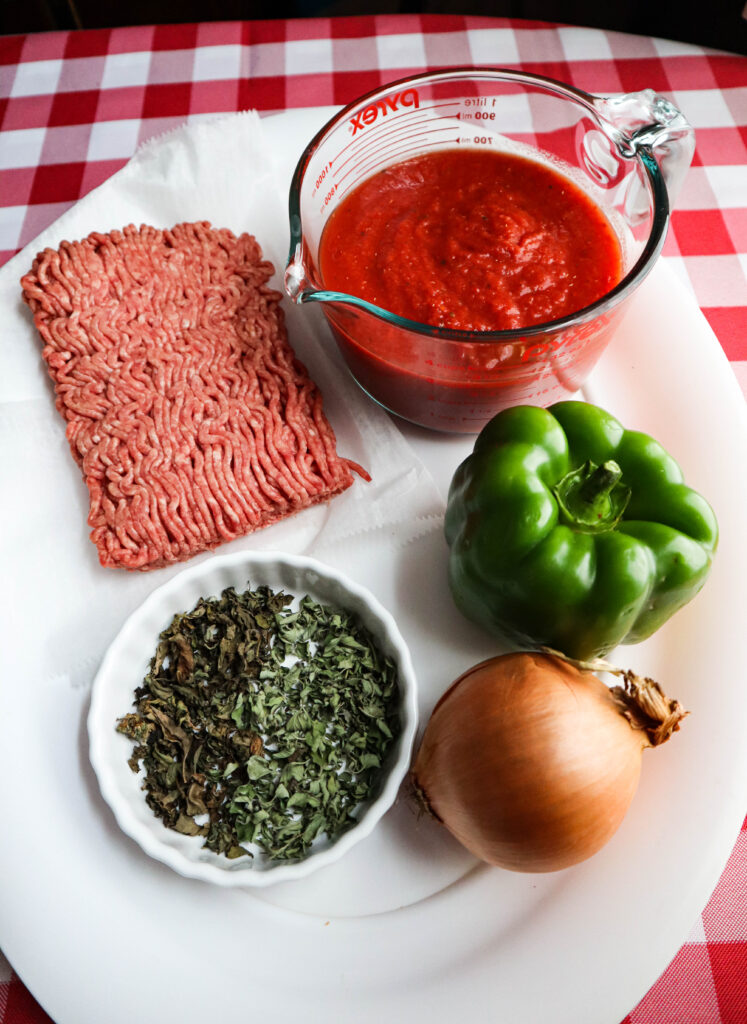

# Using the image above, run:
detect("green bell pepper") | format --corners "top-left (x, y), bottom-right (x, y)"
top-left (444, 401), bottom-right (718, 660)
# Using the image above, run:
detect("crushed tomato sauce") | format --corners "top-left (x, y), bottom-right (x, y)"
top-left (319, 148), bottom-right (623, 332)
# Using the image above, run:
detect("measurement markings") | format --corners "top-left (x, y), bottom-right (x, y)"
top-left (329, 100), bottom-right (461, 170)
top-left (336, 126), bottom-right (459, 188)
top-left (318, 182), bottom-right (338, 215)
top-left (328, 107), bottom-right (419, 169)
top-left (333, 137), bottom-right (463, 208)
top-left (333, 113), bottom-right (459, 177)
top-left (314, 101), bottom-right (464, 213)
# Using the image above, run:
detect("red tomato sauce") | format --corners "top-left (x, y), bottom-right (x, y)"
top-left (318, 148), bottom-right (622, 332)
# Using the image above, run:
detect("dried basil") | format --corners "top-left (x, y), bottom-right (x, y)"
top-left (117, 584), bottom-right (401, 862)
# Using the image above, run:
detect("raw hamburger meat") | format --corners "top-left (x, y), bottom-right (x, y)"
top-left (21, 221), bottom-right (366, 570)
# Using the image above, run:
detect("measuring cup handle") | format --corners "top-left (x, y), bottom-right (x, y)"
top-left (593, 90), bottom-right (695, 208)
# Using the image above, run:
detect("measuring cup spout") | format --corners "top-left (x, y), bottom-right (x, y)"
top-left (593, 89), bottom-right (695, 207)
top-left (284, 243), bottom-right (317, 303)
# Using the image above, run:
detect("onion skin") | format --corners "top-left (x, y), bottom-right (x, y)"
top-left (411, 652), bottom-right (674, 873)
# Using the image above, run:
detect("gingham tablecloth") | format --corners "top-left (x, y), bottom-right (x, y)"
top-left (0, 14), bottom-right (745, 1024)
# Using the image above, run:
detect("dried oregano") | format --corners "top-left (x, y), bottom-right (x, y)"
top-left (117, 584), bottom-right (401, 862)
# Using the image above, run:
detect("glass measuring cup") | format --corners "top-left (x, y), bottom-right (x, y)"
top-left (285, 68), bottom-right (694, 433)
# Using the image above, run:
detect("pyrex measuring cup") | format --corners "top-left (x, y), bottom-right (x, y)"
top-left (285, 68), bottom-right (694, 433)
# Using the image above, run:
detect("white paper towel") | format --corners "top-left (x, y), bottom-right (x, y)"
top-left (0, 112), bottom-right (444, 688)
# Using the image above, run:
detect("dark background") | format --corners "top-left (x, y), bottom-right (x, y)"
top-left (2, 0), bottom-right (746, 55)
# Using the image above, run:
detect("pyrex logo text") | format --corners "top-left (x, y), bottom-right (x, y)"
top-left (349, 89), bottom-right (420, 135)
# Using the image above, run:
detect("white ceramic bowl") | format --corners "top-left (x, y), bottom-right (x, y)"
top-left (88, 550), bottom-right (418, 888)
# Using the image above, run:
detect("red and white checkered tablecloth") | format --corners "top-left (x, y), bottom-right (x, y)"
top-left (0, 14), bottom-right (745, 1024)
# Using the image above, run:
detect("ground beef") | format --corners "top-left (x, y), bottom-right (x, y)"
top-left (21, 221), bottom-right (367, 571)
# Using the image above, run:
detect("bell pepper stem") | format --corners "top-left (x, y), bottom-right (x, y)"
top-left (579, 460), bottom-right (623, 503)
top-left (553, 459), bottom-right (631, 532)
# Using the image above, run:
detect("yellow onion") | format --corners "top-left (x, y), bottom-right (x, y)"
top-left (411, 651), bottom-right (687, 872)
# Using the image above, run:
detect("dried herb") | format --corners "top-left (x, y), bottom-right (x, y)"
top-left (117, 584), bottom-right (401, 862)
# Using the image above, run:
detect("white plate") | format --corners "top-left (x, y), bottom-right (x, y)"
top-left (0, 106), bottom-right (746, 1024)
top-left (88, 550), bottom-right (419, 888)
